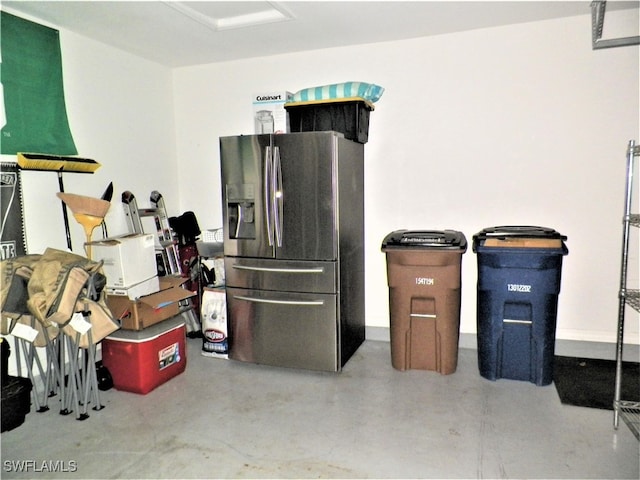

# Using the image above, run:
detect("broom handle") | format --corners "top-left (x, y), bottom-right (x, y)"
top-left (57, 170), bottom-right (73, 251)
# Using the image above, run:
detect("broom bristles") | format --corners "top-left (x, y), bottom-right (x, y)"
top-left (17, 152), bottom-right (101, 174)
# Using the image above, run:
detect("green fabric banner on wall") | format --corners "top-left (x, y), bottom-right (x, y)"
top-left (0, 11), bottom-right (77, 155)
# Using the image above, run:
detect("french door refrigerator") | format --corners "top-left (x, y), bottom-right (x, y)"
top-left (220, 131), bottom-right (365, 372)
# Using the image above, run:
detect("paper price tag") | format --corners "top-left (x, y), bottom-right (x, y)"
top-left (69, 312), bottom-right (92, 334)
top-left (11, 322), bottom-right (39, 343)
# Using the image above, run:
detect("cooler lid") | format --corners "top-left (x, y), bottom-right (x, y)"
top-left (381, 230), bottom-right (467, 251)
top-left (106, 316), bottom-right (185, 343)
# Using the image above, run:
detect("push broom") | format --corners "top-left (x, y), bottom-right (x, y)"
top-left (17, 153), bottom-right (101, 251)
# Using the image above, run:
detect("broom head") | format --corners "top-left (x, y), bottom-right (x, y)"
top-left (17, 153), bottom-right (101, 174)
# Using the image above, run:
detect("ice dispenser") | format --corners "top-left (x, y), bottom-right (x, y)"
top-left (226, 183), bottom-right (256, 239)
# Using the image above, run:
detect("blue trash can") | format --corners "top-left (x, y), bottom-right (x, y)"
top-left (473, 226), bottom-right (568, 386)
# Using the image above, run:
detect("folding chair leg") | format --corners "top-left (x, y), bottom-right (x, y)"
top-left (67, 335), bottom-right (89, 421)
top-left (58, 335), bottom-right (71, 416)
top-left (17, 338), bottom-right (41, 412)
top-left (88, 332), bottom-right (104, 411)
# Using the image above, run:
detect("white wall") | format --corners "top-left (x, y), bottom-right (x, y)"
top-left (173, 14), bottom-right (640, 344)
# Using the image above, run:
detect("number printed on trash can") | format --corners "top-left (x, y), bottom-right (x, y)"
top-left (507, 283), bottom-right (532, 292)
top-left (416, 277), bottom-right (435, 285)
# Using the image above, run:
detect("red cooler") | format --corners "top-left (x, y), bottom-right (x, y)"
top-left (102, 317), bottom-right (187, 394)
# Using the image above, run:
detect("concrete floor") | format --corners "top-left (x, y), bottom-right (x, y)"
top-left (2, 338), bottom-right (638, 479)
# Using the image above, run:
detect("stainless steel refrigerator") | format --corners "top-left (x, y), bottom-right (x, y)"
top-left (220, 131), bottom-right (365, 372)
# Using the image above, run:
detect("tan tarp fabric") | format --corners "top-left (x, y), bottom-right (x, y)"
top-left (1, 249), bottom-right (118, 347)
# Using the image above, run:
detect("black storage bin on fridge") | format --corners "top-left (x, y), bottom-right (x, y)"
top-left (473, 226), bottom-right (568, 386)
top-left (285, 99), bottom-right (373, 144)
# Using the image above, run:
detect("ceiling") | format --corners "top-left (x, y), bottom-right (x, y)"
top-left (2, 1), bottom-right (638, 67)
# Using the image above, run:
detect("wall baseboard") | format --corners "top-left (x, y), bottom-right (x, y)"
top-left (365, 326), bottom-right (640, 361)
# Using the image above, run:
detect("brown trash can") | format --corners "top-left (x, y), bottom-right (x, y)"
top-left (381, 230), bottom-right (467, 374)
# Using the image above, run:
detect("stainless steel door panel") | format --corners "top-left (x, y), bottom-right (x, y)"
top-left (273, 133), bottom-right (337, 261)
top-left (227, 287), bottom-right (339, 372)
top-left (220, 135), bottom-right (274, 258)
top-left (224, 257), bottom-right (337, 294)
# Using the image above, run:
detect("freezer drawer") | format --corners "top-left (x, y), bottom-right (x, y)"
top-left (226, 287), bottom-right (339, 372)
top-left (224, 257), bottom-right (337, 294)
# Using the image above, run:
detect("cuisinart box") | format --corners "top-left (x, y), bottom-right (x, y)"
top-left (88, 233), bottom-right (156, 288)
top-left (253, 91), bottom-right (293, 134)
top-left (102, 316), bottom-right (186, 394)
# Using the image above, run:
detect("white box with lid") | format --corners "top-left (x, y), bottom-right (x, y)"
top-left (88, 233), bottom-right (157, 288)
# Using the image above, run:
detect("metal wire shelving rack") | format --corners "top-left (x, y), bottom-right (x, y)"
top-left (614, 140), bottom-right (640, 440)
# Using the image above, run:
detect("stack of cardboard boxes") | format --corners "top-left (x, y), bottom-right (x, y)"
top-left (89, 233), bottom-right (195, 394)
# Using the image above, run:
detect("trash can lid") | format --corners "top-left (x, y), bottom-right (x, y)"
top-left (474, 226), bottom-right (566, 240)
top-left (473, 225), bottom-right (567, 252)
top-left (381, 230), bottom-right (467, 251)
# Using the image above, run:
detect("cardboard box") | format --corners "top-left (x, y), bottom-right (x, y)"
top-left (106, 276), bottom-right (196, 331)
top-left (89, 233), bottom-right (157, 288)
top-left (106, 275), bottom-right (160, 300)
top-left (483, 238), bottom-right (564, 248)
top-left (102, 316), bottom-right (187, 394)
top-left (253, 91), bottom-right (293, 134)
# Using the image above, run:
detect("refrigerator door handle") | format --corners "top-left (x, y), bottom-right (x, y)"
top-left (273, 146), bottom-right (283, 247)
top-left (233, 295), bottom-right (324, 306)
top-left (264, 146), bottom-right (274, 246)
top-left (233, 265), bottom-right (324, 274)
